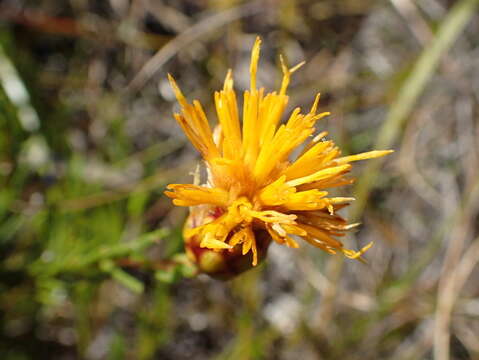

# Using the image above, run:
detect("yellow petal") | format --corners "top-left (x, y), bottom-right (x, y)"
top-left (200, 236), bottom-right (232, 250)
top-left (334, 150), bottom-right (394, 165)
top-left (286, 164), bottom-right (351, 187)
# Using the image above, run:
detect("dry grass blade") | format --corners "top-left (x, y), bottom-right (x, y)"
top-left (435, 180), bottom-right (479, 360)
top-left (126, 1), bottom-right (263, 93)
top-left (352, 0), bottom-right (479, 220)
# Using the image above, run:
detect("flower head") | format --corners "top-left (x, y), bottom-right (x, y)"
top-left (165, 37), bottom-right (392, 277)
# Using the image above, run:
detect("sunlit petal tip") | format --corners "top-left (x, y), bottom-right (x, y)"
top-left (250, 37), bottom-right (262, 90)
top-left (344, 222), bottom-right (361, 230)
top-left (166, 73), bottom-right (178, 90)
top-left (361, 241), bottom-right (374, 252)
top-left (312, 131), bottom-right (329, 142)
top-left (308, 93), bottom-right (322, 114)
top-left (343, 241), bottom-right (374, 260)
top-left (290, 61), bottom-right (306, 74)
top-left (279, 54), bottom-right (288, 73)
top-left (316, 111), bottom-right (330, 119)
top-left (167, 73), bottom-right (188, 106)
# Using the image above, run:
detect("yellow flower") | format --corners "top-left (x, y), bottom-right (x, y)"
top-left (165, 37), bottom-right (392, 275)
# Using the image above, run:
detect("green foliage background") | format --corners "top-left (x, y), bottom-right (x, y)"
top-left (1, 0), bottom-right (479, 359)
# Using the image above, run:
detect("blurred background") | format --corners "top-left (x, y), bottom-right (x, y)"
top-left (1, 0), bottom-right (479, 359)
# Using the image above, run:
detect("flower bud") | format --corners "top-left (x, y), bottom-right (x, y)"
top-left (184, 206), bottom-right (271, 280)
